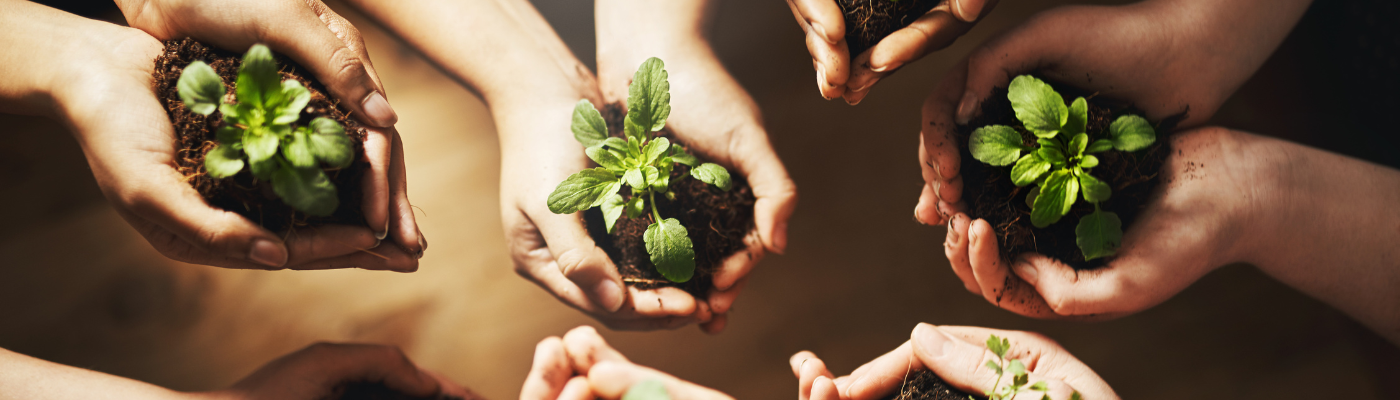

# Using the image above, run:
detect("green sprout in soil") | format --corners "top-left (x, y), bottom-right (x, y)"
top-left (177, 44), bottom-right (354, 217)
top-left (968, 75), bottom-right (1156, 261)
top-left (982, 335), bottom-right (1082, 400)
top-left (547, 57), bottom-right (732, 283)
top-left (622, 379), bottom-right (672, 400)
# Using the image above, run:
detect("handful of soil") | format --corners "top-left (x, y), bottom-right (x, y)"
top-left (154, 38), bottom-right (369, 233)
top-left (957, 81), bottom-right (1182, 269)
top-left (582, 104), bottom-right (757, 298)
top-left (837, 0), bottom-right (943, 57)
top-left (885, 370), bottom-right (983, 400)
top-left (333, 381), bottom-right (480, 400)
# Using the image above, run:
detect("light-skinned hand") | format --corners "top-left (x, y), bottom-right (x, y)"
top-left (521, 326), bottom-right (735, 400)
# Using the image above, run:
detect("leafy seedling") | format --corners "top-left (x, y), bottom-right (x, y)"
top-left (968, 75), bottom-right (1156, 260)
top-left (547, 57), bottom-right (732, 283)
top-left (980, 335), bottom-right (1082, 400)
top-left (177, 44), bottom-right (354, 217)
top-left (622, 379), bottom-right (672, 400)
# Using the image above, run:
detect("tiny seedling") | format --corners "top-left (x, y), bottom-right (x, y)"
top-left (968, 75), bottom-right (1156, 260)
top-left (622, 378), bottom-right (672, 400)
top-left (547, 57), bottom-right (732, 283)
top-left (177, 44), bottom-right (355, 217)
top-left (981, 335), bottom-right (1082, 400)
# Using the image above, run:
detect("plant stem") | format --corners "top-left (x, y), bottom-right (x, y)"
top-left (648, 190), bottom-right (662, 223)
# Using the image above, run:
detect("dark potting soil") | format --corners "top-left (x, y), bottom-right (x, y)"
top-left (956, 82), bottom-right (1183, 270)
top-left (333, 381), bottom-right (478, 400)
top-left (582, 104), bottom-right (757, 298)
top-left (884, 370), bottom-right (982, 400)
top-left (154, 38), bottom-right (368, 233)
top-left (837, 0), bottom-right (942, 57)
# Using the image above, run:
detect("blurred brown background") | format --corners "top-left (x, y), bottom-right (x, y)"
top-left (2, 0), bottom-right (1395, 399)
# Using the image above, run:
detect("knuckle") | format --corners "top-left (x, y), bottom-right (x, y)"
top-left (328, 46), bottom-right (370, 84)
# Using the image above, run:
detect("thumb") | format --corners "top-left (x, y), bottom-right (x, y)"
top-left (121, 172), bottom-right (288, 269)
top-left (908, 324), bottom-right (1005, 395)
top-left (533, 209), bottom-right (627, 313)
top-left (1011, 253), bottom-right (1144, 318)
top-left (260, 1), bottom-right (396, 127)
top-left (728, 127), bottom-right (798, 255)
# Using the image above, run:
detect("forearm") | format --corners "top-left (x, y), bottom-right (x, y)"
top-left (0, 348), bottom-right (190, 400)
top-left (0, 0), bottom-right (86, 116)
top-left (1144, 0), bottom-right (1312, 99)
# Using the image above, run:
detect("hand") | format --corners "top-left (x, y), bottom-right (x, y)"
top-left (206, 343), bottom-right (471, 400)
top-left (117, 0), bottom-right (426, 258)
top-left (915, 0), bottom-right (1311, 224)
top-left (596, 0), bottom-right (799, 333)
top-left (0, 1), bottom-right (416, 271)
top-left (791, 324), bottom-right (1116, 400)
top-left (521, 326), bottom-right (735, 400)
top-left (785, 0), bottom-right (999, 104)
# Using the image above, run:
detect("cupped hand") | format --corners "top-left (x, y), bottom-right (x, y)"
top-left (117, 0), bottom-right (425, 257)
top-left (206, 342), bottom-right (471, 400)
top-left (521, 326), bottom-right (735, 400)
top-left (791, 324), bottom-right (1116, 400)
top-left (785, 0), bottom-right (999, 104)
top-left (942, 127), bottom-right (1275, 319)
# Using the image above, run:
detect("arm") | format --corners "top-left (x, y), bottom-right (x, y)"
top-left (0, 348), bottom-right (185, 400)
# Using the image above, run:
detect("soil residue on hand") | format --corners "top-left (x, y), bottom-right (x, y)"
top-left (837, 0), bottom-right (942, 57)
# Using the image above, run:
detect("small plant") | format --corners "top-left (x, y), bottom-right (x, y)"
top-left (177, 44), bottom-right (355, 217)
top-left (546, 57), bottom-right (732, 283)
top-left (968, 75), bottom-right (1156, 260)
top-left (981, 335), bottom-right (1081, 400)
top-left (622, 378), bottom-right (672, 400)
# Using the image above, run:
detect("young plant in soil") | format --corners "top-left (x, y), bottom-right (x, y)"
top-left (968, 75), bottom-right (1156, 261)
top-left (548, 57), bottom-right (735, 284)
top-left (837, 0), bottom-right (942, 56)
top-left (886, 335), bottom-right (1081, 400)
top-left (177, 44), bottom-right (354, 216)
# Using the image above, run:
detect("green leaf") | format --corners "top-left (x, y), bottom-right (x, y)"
top-left (624, 168), bottom-right (646, 192)
top-left (670, 145), bottom-right (699, 166)
top-left (986, 335), bottom-right (1007, 358)
top-left (1007, 359), bottom-right (1026, 377)
top-left (623, 117), bottom-right (647, 143)
top-left (643, 166), bottom-right (661, 190)
top-left (571, 99), bottom-right (609, 147)
top-left (1036, 137), bottom-right (1062, 153)
top-left (282, 128), bottom-right (316, 169)
top-left (1078, 172), bottom-right (1111, 203)
top-left (1031, 170), bottom-right (1078, 228)
top-left (250, 156), bottom-right (277, 179)
top-left (1076, 209), bottom-right (1122, 261)
top-left (177, 61), bottom-right (225, 116)
top-left (1079, 154), bottom-right (1099, 169)
top-left (649, 167), bottom-right (670, 191)
top-left (1071, 392), bottom-right (1083, 400)
top-left (236, 44), bottom-right (281, 109)
top-left (221, 102), bottom-right (255, 125)
top-left (1012, 373), bottom-right (1029, 387)
top-left (1085, 139), bottom-right (1113, 153)
top-left (272, 165), bottom-right (338, 216)
top-left (1029, 382), bottom-right (1048, 392)
top-left (985, 360), bottom-right (1003, 375)
top-left (308, 117), bottom-right (353, 168)
top-left (1007, 75), bottom-right (1067, 138)
top-left (603, 137), bottom-right (628, 151)
top-left (644, 218), bottom-right (695, 283)
top-left (1010, 153), bottom-right (1051, 187)
top-left (1036, 147), bottom-right (1066, 167)
top-left (243, 128), bottom-right (281, 164)
top-left (601, 193), bottom-right (626, 234)
top-left (547, 168), bottom-right (622, 214)
top-left (627, 136), bottom-right (643, 159)
top-left (626, 57), bottom-right (672, 134)
top-left (643, 137), bottom-right (671, 165)
top-left (969, 125), bottom-right (1024, 166)
top-left (216, 126), bottom-right (243, 146)
top-left (1109, 114), bottom-right (1156, 151)
top-left (204, 144), bottom-right (245, 178)
top-left (1025, 186), bottom-right (1039, 209)
top-left (691, 163), bottom-right (732, 191)
top-left (1068, 133), bottom-right (1088, 157)
top-left (1064, 97), bottom-right (1088, 136)
top-left (270, 80), bottom-right (310, 124)
top-left (622, 378), bottom-right (672, 400)
top-left (626, 195), bottom-right (646, 218)
top-left (587, 145), bottom-right (627, 171)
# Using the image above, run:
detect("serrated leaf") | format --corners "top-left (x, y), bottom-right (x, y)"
top-left (216, 126), bottom-right (243, 146)
top-left (308, 118), bottom-right (353, 168)
top-left (1079, 154), bottom-right (1099, 169)
top-left (1037, 147), bottom-right (1066, 167)
top-left (587, 145), bottom-right (626, 171)
top-left (985, 360), bottom-right (1003, 375)
top-left (691, 163), bottom-right (732, 191)
top-left (1011, 153), bottom-right (1051, 187)
top-left (1086, 138), bottom-right (1113, 153)
top-left (243, 128), bottom-right (281, 164)
top-left (1065, 97), bottom-right (1088, 136)
top-left (643, 137), bottom-right (670, 165)
top-left (282, 128), bottom-right (316, 168)
top-left (1031, 170), bottom-right (1078, 228)
top-left (601, 193), bottom-right (626, 234)
top-left (1068, 133), bottom-right (1088, 157)
top-left (236, 44), bottom-right (281, 109)
top-left (177, 61), bottom-right (225, 115)
top-left (603, 137), bottom-right (628, 151)
top-left (571, 99), bottom-right (609, 147)
top-left (626, 57), bottom-right (671, 134)
top-left (204, 144), bottom-right (244, 178)
top-left (626, 195), bottom-right (646, 218)
top-left (547, 168), bottom-right (622, 214)
top-left (1077, 209), bottom-right (1122, 260)
top-left (1008, 75), bottom-right (1067, 138)
top-left (1079, 172), bottom-right (1111, 203)
top-left (271, 80), bottom-right (310, 124)
top-left (969, 125), bottom-right (1024, 166)
top-left (670, 145), bottom-right (699, 166)
top-left (1110, 114), bottom-right (1156, 151)
top-left (272, 165), bottom-right (338, 216)
top-left (987, 335), bottom-right (1007, 358)
top-left (644, 218), bottom-right (695, 282)
top-left (622, 378), bottom-right (672, 400)
top-left (624, 168), bottom-right (646, 192)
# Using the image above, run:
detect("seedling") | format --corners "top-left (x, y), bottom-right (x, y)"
top-left (177, 44), bottom-right (354, 217)
top-left (981, 335), bottom-right (1082, 400)
top-left (622, 379), bottom-right (672, 400)
top-left (968, 75), bottom-right (1155, 261)
top-left (547, 57), bottom-right (732, 283)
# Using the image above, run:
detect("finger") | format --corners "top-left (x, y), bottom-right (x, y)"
top-left (361, 125), bottom-right (393, 242)
top-left (385, 128), bottom-right (424, 258)
top-left (920, 59), bottom-right (967, 206)
top-left (842, 341), bottom-right (918, 400)
top-left (949, 0), bottom-right (998, 22)
top-left (958, 21), bottom-right (1068, 127)
top-left (262, 1), bottom-right (396, 127)
top-left (908, 324), bottom-right (1003, 395)
top-left (789, 351), bottom-right (819, 378)
top-left (558, 376), bottom-right (596, 400)
top-left (788, 0), bottom-right (845, 45)
top-left (278, 224), bottom-right (378, 265)
top-left (1011, 253), bottom-right (1143, 319)
top-left (528, 208), bottom-right (625, 312)
top-left (121, 173), bottom-right (288, 269)
top-left (699, 312), bottom-right (728, 334)
top-left (562, 325), bottom-right (631, 372)
top-left (629, 286), bottom-right (698, 317)
top-left (943, 214), bottom-right (979, 296)
top-left (967, 219), bottom-right (1011, 306)
top-left (587, 361), bottom-right (733, 400)
top-left (840, 51), bottom-right (882, 106)
top-left (712, 230), bottom-right (764, 291)
top-left (521, 337), bottom-right (573, 400)
top-left (289, 239), bottom-right (418, 272)
top-left (708, 276), bottom-right (748, 315)
top-left (728, 129), bottom-right (798, 256)
top-left (811, 376), bottom-right (841, 400)
top-left (807, 29), bottom-right (849, 100)
top-left (932, 326), bottom-right (1112, 399)
top-left (796, 355), bottom-right (835, 400)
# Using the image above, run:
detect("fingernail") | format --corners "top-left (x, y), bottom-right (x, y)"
top-left (361, 92), bottom-right (398, 127)
top-left (1014, 260), bottom-right (1039, 285)
top-left (596, 280), bottom-right (625, 312)
top-left (248, 239), bottom-right (287, 268)
top-left (955, 0), bottom-right (983, 21)
top-left (912, 323), bottom-right (952, 358)
top-left (844, 89), bottom-right (869, 106)
top-left (870, 60), bottom-right (901, 73)
top-left (810, 21), bottom-right (835, 45)
top-left (844, 374), bottom-right (866, 399)
top-left (418, 234), bottom-right (428, 255)
top-left (956, 93), bottom-right (977, 125)
top-left (817, 69), bottom-right (830, 99)
top-left (967, 224), bottom-right (977, 243)
top-left (945, 219), bottom-right (958, 244)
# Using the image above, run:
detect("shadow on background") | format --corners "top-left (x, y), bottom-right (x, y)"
top-left (1, 0), bottom-right (1394, 399)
